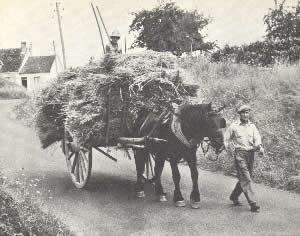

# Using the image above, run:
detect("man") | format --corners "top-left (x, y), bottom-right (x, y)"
top-left (224, 105), bottom-right (264, 212)
top-left (105, 30), bottom-right (122, 54)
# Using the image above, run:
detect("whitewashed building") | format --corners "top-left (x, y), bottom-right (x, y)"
top-left (1, 42), bottom-right (59, 94)
top-left (18, 55), bottom-right (56, 93)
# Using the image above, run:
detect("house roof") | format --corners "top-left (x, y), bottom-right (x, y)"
top-left (0, 48), bottom-right (25, 72)
top-left (20, 56), bottom-right (55, 74)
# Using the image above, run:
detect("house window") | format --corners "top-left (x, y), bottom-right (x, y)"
top-left (21, 77), bottom-right (27, 88)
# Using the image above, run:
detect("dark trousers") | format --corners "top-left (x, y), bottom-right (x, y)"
top-left (231, 150), bottom-right (256, 205)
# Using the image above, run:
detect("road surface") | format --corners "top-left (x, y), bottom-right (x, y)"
top-left (0, 99), bottom-right (299, 236)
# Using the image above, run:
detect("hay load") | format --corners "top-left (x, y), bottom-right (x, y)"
top-left (35, 50), bottom-right (198, 149)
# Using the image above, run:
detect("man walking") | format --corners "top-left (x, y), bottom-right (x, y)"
top-left (224, 105), bottom-right (264, 212)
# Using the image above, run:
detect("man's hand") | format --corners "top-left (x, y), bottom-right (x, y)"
top-left (258, 145), bottom-right (265, 156)
top-left (216, 145), bottom-right (225, 155)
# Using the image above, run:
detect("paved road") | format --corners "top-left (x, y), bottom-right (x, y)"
top-left (0, 99), bottom-right (300, 236)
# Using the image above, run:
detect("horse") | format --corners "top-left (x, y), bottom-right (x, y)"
top-left (133, 103), bottom-right (226, 208)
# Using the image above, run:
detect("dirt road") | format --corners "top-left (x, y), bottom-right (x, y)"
top-left (0, 99), bottom-right (299, 236)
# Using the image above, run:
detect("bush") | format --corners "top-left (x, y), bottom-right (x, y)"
top-left (0, 77), bottom-right (28, 99)
top-left (12, 98), bottom-right (37, 127)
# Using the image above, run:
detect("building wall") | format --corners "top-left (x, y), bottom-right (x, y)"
top-left (19, 67), bottom-right (57, 94)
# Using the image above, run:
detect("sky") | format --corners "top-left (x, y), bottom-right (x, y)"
top-left (0, 0), bottom-right (298, 67)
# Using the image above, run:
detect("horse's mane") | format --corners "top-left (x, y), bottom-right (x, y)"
top-left (180, 104), bottom-right (210, 115)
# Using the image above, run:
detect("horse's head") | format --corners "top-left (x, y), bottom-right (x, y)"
top-left (205, 112), bottom-right (226, 154)
top-left (180, 103), bottom-right (226, 154)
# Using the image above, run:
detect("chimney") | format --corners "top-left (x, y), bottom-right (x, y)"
top-left (29, 43), bottom-right (32, 56)
top-left (21, 42), bottom-right (27, 55)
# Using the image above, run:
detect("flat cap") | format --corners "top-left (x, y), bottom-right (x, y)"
top-left (237, 105), bottom-right (251, 113)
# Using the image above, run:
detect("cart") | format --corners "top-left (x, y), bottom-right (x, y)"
top-left (61, 111), bottom-right (169, 189)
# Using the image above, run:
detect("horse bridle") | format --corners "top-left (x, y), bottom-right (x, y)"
top-left (200, 138), bottom-right (224, 162)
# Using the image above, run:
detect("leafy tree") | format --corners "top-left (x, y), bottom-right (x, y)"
top-left (264, 1), bottom-right (299, 41)
top-left (263, 1), bottom-right (300, 62)
top-left (129, 2), bottom-right (215, 56)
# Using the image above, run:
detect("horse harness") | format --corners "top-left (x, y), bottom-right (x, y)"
top-left (139, 107), bottom-right (220, 161)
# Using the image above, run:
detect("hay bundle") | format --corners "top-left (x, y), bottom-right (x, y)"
top-left (35, 50), bottom-right (198, 149)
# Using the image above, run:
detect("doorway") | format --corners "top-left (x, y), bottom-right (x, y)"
top-left (21, 77), bottom-right (27, 88)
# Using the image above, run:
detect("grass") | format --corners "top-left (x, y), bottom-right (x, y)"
top-left (0, 170), bottom-right (75, 236)
top-left (181, 56), bottom-right (300, 192)
top-left (0, 77), bottom-right (28, 99)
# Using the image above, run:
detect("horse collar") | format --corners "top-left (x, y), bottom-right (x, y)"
top-left (170, 113), bottom-right (196, 149)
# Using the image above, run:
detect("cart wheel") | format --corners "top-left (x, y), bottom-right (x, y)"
top-left (64, 130), bottom-right (92, 189)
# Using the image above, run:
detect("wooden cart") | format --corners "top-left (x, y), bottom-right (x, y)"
top-left (61, 121), bottom-right (167, 189)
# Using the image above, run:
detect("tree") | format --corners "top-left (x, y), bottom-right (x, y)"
top-left (129, 2), bottom-right (215, 56)
top-left (263, 1), bottom-right (300, 62)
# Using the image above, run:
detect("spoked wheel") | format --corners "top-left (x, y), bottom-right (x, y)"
top-left (63, 130), bottom-right (92, 189)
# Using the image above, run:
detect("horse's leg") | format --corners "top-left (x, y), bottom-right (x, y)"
top-left (186, 150), bottom-right (201, 209)
top-left (134, 149), bottom-right (147, 198)
top-left (170, 158), bottom-right (186, 207)
top-left (153, 153), bottom-right (167, 202)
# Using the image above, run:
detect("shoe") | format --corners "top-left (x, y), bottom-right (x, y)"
top-left (230, 195), bottom-right (242, 206)
top-left (158, 193), bottom-right (167, 202)
top-left (190, 199), bottom-right (201, 209)
top-left (250, 203), bottom-right (260, 212)
top-left (136, 191), bottom-right (145, 198)
top-left (175, 200), bottom-right (186, 207)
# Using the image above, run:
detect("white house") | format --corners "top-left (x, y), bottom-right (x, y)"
top-left (0, 42), bottom-right (30, 83)
top-left (18, 55), bottom-right (57, 93)
top-left (1, 42), bottom-right (59, 94)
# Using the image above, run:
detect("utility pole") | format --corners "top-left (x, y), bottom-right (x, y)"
top-left (52, 41), bottom-right (58, 73)
top-left (56, 2), bottom-right (67, 69)
top-left (124, 37), bottom-right (127, 54)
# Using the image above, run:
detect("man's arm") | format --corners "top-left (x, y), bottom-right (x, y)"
top-left (105, 44), bottom-right (111, 53)
top-left (224, 124), bottom-right (233, 151)
top-left (253, 125), bottom-right (264, 155)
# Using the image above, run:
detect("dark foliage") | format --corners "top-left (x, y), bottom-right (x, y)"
top-left (129, 2), bottom-right (215, 56)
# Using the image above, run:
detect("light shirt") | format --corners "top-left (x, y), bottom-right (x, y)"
top-left (224, 120), bottom-right (262, 151)
top-left (105, 42), bottom-right (121, 54)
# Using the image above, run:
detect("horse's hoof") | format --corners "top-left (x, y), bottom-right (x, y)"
top-left (158, 194), bottom-right (168, 202)
top-left (136, 191), bottom-right (145, 198)
top-left (175, 200), bottom-right (186, 207)
top-left (190, 200), bottom-right (201, 209)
